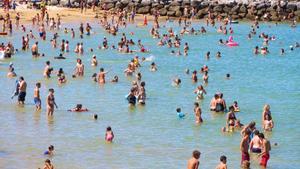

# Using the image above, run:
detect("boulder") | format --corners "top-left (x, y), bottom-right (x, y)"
top-left (175, 10), bottom-right (183, 17)
top-left (240, 5), bottom-right (247, 13)
top-left (50, 0), bottom-right (59, 5)
top-left (231, 5), bottom-right (240, 12)
top-left (106, 3), bottom-right (115, 10)
top-left (213, 5), bottom-right (223, 13)
top-left (287, 3), bottom-right (297, 11)
top-left (196, 8), bottom-right (207, 19)
top-left (256, 3), bottom-right (266, 10)
top-left (121, 0), bottom-right (129, 6)
top-left (170, 1), bottom-right (181, 6)
top-left (169, 5), bottom-right (181, 11)
top-left (223, 6), bottom-right (231, 13)
top-left (159, 8), bottom-right (167, 16)
top-left (140, 1), bottom-right (151, 7)
top-left (60, 0), bottom-right (70, 6)
top-left (167, 11), bottom-right (176, 17)
top-left (232, 14), bottom-right (240, 20)
top-left (137, 6), bottom-right (151, 14)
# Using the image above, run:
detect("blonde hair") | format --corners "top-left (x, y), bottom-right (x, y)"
top-left (263, 104), bottom-right (270, 112)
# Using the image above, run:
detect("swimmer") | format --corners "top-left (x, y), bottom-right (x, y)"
top-left (43, 61), bottom-right (53, 78)
top-left (111, 75), bottom-right (119, 83)
top-left (34, 82), bottom-right (41, 111)
top-left (150, 62), bottom-right (157, 72)
top-left (44, 145), bottom-right (54, 156)
top-left (173, 78), bottom-right (181, 86)
top-left (97, 68), bottom-right (110, 84)
top-left (216, 51), bottom-right (221, 58)
top-left (7, 65), bottom-right (17, 78)
top-left (93, 114), bottom-right (98, 120)
top-left (225, 74), bottom-right (230, 80)
top-left (185, 69), bottom-right (190, 74)
top-left (263, 114), bottom-right (274, 131)
top-left (194, 85), bottom-right (206, 100)
top-left (258, 133), bottom-right (271, 168)
top-left (18, 77), bottom-right (27, 105)
top-left (176, 108), bottom-right (186, 118)
top-left (105, 126), bottom-right (114, 143)
top-left (54, 53), bottom-right (66, 59)
top-left (232, 101), bottom-right (240, 112)
top-left (187, 150), bottom-right (200, 169)
top-left (68, 104), bottom-right (88, 112)
top-left (202, 72), bottom-right (208, 83)
top-left (235, 119), bottom-right (244, 129)
top-left (216, 155), bottom-right (227, 169)
top-left (192, 70), bottom-right (197, 83)
top-left (92, 73), bottom-right (97, 82)
top-left (242, 160), bottom-right (250, 169)
top-left (137, 81), bottom-right (146, 104)
top-left (240, 129), bottom-right (251, 165)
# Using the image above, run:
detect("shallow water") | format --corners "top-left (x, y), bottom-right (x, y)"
top-left (0, 20), bottom-right (300, 169)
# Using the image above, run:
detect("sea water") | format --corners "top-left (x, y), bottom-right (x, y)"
top-left (0, 20), bottom-right (299, 169)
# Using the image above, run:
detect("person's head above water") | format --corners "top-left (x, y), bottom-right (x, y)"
top-left (193, 150), bottom-right (201, 159)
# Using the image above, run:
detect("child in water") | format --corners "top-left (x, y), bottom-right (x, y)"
top-left (105, 126), bottom-right (114, 143)
top-left (232, 101), bottom-right (240, 112)
top-left (44, 145), bottom-right (54, 155)
top-left (176, 108), bottom-right (186, 118)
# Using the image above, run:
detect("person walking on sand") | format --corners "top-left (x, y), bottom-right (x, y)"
top-left (187, 150), bottom-right (201, 169)
top-left (46, 88), bottom-right (58, 116)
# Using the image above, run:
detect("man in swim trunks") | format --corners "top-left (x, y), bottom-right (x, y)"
top-left (216, 155), bottom-right (227, 169)
top-left (250, 130), bottom-right (262, 153)
top-left (259, 133), bottom-right (271, 168)
top-left (34, 82), bottom-right (41, 111)
top-left (240, 129), bottom-right (251, 165)
top-left (187, 150), bottom-right (201, 169)
top-left (46, 88), bottom-right (58, 116)
top-left (31, 41), bottom-right (39, 57)
top-left (18, 76), bottom-right (27, 105)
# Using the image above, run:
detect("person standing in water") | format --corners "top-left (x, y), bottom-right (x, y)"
top-left (18, 76), bottom-right (27, 105)
top-left (258, 133), bottom-right (271, 168)
top-left (187, 150), bottom-right (201, 169)
top-left (46, 88), bottom-right (57, 116)
top-left (194, 102), bottom-right (203, 124)
top-left (240, 130), bottom-right (251, 165)
top-left (97, 67), bottom-right (110, 84)
top-left (34, 82), bottom-right (41, 111)
top-left (31, 41), bottom-right (39, 57)
top-left (105, 126), bottom-right (114, 143)
top-left (215, 155), bottom-right (227, 169)
top-left (74, 59), bottom-right (84, 77)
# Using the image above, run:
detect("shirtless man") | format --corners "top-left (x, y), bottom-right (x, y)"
top-left (216, 155), bottom-right (227, 169)
top-left (18, 76), bottom-right (27, 104)
top-left (31, 41), bottom-right (39, 57)
top-left (258, 133), bottom-right (271, 168)
top-left (34, 82), bottom-right (41, 111)
top-left (97, 68), bottom-right (110, 84)
top-left (194, 102), bottom-right (203, 124)
top-left (187, 150), bottom-right (201, 169)
top-left (250, 130), bottom-right (262, 153)
top-left (240, 129), bottom-right (251, 165)
top-left (43, 159), bottom-right (54, 169)
top-left (46, 88), bottom-right (58, 116)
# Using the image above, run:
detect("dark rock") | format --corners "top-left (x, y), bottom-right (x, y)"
top-left (240, 5), bottom-right (247, 13)
top-left (232, 15), bottom-right (239, 20)
top-left (223, 6), bottom-right (231, 13)
top-left (257, 10), bottom-right (265, 17)
top-left (287, 3), bottom-right (297, 11)
top-left (170, 1), bottom-right (181, 6)
top-left (137, 6), bottom-right (151, 14)
top-left (195, 8), bottom-right (207, 19)
top-left (121, 0), bottom-right (129, 5)
top-left (231, 5), bottom-right (240, 12)
top-left (246, 13), bottom-right (256, 20)
top-left (213, 5), bottom-right (223, 13)
top-left (256, 3), bottom-right (266, 10)
top-left (167, 11), bottom-right (176, 17)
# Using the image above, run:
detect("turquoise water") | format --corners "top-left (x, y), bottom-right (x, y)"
top-left (0, 21), bottom-right (300, 169)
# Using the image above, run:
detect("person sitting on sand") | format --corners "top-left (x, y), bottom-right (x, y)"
top-left (44, 145), bottom-right (54, 156)
top-left (105, 126), bottom-right (114, 143)
top-left (68, 104), bottom-right (88, 112)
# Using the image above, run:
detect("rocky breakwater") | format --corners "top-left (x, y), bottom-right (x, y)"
top-left (50, 0), bottom-right (300, 21)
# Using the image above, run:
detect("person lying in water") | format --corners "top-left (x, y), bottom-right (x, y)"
top-left (68, 104), bottom-right (88, 112)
